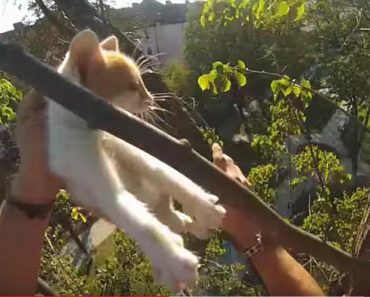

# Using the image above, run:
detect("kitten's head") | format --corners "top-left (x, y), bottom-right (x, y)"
top-left (67, 29), bottom-right (152, 114)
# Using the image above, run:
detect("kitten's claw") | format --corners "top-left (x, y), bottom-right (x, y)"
top-left (183, 193), bottom-right (226, 239)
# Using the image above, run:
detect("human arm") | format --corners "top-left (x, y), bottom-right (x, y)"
top-left (223, 205), bottom-right (324, 296)
top-left (212, 144), bottom-right (324, 296)
top-left (0, 91), bottom-right (61, 295)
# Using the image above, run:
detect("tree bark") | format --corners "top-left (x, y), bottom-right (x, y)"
top-left (1, 43), bottom-right (370, 281)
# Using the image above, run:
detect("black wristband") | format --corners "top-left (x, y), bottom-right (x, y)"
top-left (6, 198), bottom-right (53, 220)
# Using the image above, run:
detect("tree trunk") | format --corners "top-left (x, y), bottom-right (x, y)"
top-left (351, 103), bottom-right (360, 176)
top-left (58, 214), bottom-right (92, 259)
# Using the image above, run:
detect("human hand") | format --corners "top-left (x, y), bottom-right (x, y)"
top-left (11, 90), bottom-right (61, 204)
top-left (212, 143), bottom-right (260, 249)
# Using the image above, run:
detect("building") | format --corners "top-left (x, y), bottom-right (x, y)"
top-left (108, 0), bottom-right (202, 65)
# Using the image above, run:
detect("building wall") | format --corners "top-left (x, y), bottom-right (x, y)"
top-left (138, 22), bottom-right (185, 65)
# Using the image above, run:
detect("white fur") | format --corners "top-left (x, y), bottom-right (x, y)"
top-left (47, 30), bottom-right (225, 292)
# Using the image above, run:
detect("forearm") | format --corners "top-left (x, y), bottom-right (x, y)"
top-left (251, 245), bottom-right (324, 296)
top-left (0, 201), bottom-right (49, 295)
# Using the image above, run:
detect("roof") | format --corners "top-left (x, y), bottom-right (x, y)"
top-left (108, 0), bottom-right (202, 27)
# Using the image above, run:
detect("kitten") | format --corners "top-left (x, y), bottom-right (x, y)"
top-left (47, 30), bottom-right (226, 292)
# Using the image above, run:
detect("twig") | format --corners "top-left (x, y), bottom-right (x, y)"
top-left (44, 233), bottom-right (82, 295)
top-left (243, 68), bottom-right (361, 127)
top-left (340, 9), bottom-right (363, 51)
top-left (1, 42), bottom-right (370, 281)
top-left (37, 277), bottom-right (57, 296)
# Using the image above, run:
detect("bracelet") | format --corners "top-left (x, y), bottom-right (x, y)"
top-left (5, 198), bottom-right (53, 220)
top-left (241, 233), bottom-right (264, 259)
top-left (3, 173), bottom-right (54, 220)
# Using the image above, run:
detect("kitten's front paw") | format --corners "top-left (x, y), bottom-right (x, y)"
top-left (184, 193), bottom-right (226, 239)
top-left (152, 232), bottom-right (199, 292)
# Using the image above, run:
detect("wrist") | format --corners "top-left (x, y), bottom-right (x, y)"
top-left (233, 231), bottom-right (281, 263)
top-left (11, 172), bottom-right (58, 204)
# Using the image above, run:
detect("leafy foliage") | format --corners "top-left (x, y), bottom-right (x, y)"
top-left (198, 61), bottom-right (247, 94)
top-left (247, 164), bottom-right (277, 206)
top-left (199, 127), bottom-right (224, 146)
top-left (200, 0), bottom-right (307, 29)
top-left (195, 235), bottom-right (262, 295)
top-left (54, 190), bottom-right (87, 224)
top-left (251, 76), bottom-right (312, 161)
top-left (292, 145), bottom-right (351, 191)
top-left (162, 62), bottom-right (194, 97)
top-left (0, 79), bottom-right (22, 125)
top-left (303, 188), bottom-right (370, 253)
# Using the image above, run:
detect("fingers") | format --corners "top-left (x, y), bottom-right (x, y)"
top-left (17, 90), bottom-right (46, 125)
top-left (212, 143), bottom-right (251, 187)
top-left (16, 90), bottom-right (47, 143)
top-left (212, 143), bottom-right (227, 171)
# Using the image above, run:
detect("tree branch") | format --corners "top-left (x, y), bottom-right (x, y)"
top-left (34, 0), bottom-right (77, 38)
top-left (244, 68), bottom-right (359, 124)
top-left (0, 42), bottom-right (370, 281)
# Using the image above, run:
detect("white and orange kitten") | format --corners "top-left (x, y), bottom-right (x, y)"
top-left (47, 30), bottom-right (226, 291)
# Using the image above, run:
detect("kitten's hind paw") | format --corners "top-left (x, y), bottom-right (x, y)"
top-left (152, 241), bottom-right (199, 292)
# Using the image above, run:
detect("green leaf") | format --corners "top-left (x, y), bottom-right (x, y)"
top-left (224, 79), bottom-right (232, 92)
top-left (292, 86), bottom-right (301, 97)
top-left (295, 3), bottom-right (305, 21)
top-left (277, 1), bottom-right (290, 17)
top-left (79, 213), bottom-right (87, 223)
top-left (200, 15), bottom-right (206, 27)
top-left (234, 71), bottom-right (247, 87)
top-left (208, 11), bottom-right (216, 22)
top-left (212, 61), bottom-right (224, 69)
top-left (301, 79), bottom-right (311, 90)
top-left (271, 80), bottom-right (280, 99)
top-left (212, 61), bottom-right (225, 74)
top-left (280, 76), bottom-right (290, 86)
top-left (198, 74), bottom-right (210, 91)
top-left (237, 60), bottom-right (246, 70)
top-left (283, 86), bottom-right (292, 96)
top-left (71, 207), bottom-right (79, 221)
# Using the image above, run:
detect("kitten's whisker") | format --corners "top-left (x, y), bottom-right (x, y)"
top-left (132, 39), bottom-right (143, 61)
top-left (147, 111), bottom-right (171, 129)
top-left (149, 106), bottom-right (173, 115)
top-left (135, 54), bottom-right (147, 64)
top-left (140, 69), bottom-right (160, 75)
top-left (138, 57), bottom-right (152, 70)
top-left (152, 93), bottom-right (174, 97)
top-left (152, 98), bottom-right (168, 102)
top-left (152, 92), bottom-right (176, 96)
top-left (137, 54), bottom-right (163, 70)
top-left (142, 61), bottom-right (161, 68)
top-left (152, 95), bottom-right (175, 99)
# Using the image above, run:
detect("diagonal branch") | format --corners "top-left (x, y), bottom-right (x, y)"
top-left (0, 42), bottom-right (370, 281)
top-left (34, 0), bottom-right (77, 38)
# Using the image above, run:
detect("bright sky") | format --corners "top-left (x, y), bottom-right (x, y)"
top-left (0, 0), bottom-right (187, 33)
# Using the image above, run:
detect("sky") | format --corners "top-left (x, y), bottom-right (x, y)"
top-left (0, 0), bottom-right (187, 33)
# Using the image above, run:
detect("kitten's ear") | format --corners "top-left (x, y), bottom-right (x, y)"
top-left (100, 36), bottom-right (119, 51)
top-left (69, 29), bottom-right (103, 63)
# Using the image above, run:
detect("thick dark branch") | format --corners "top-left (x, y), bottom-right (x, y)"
top-left (0, 43), bottom-right (370, 280)
top-left (53, 0), bottom-right (139, 57)
top-left (34, 0), bottom-right (76, 38)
